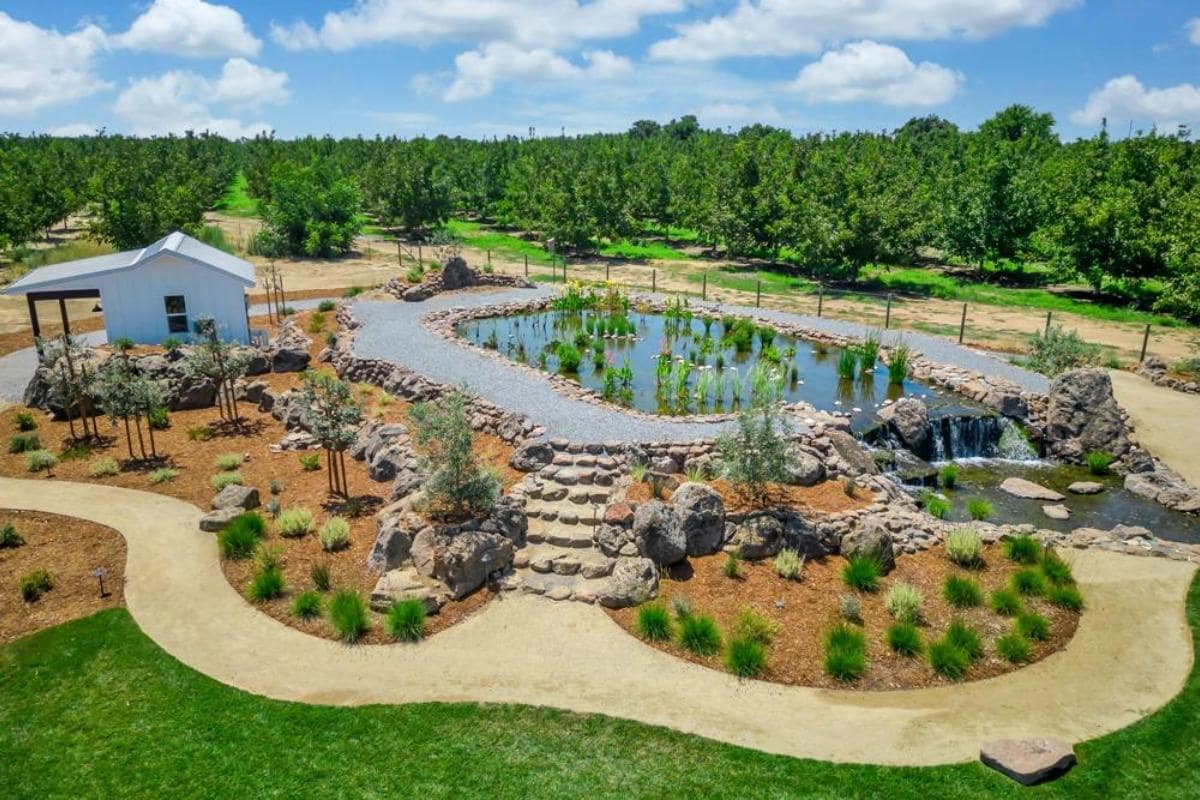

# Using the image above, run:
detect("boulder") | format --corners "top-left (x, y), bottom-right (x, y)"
top-left (727, 512), bottom-right (785, 559)
top-left (876, 396), bottom-right (931, 456)
top-left (824, 429), bottom-right (879, 476)
top-left (1067, 481), bottom-right (1104, 495)
top-left (410, 528), bottom-right (514, 599)
top-left (979, 739), bottom-right (1076, 786)
top-left (1041, 504), bottom-right (1070, 521)
top-left (171, 376), bottom-right (217, 410)
top-left (594, 523), bottom-right (634, 558)
top-left (786, 449), bottom-right (826, 487)
top-left (602, 501), bottom-right (635, 526)
top-left (839, 517), bottom-right (896, 573)
top-left (211, 484), bottom-right (260, 511)
top-left (999, 477), bottom-right (1064, 501)
top-left (367, 509), bottom-right (426, 572)
top-left (631, 500), bottom-right (686, 565)
top-left (1044, 369), bottom-right (1129, 460)
top-left (440, 256), bottom-right (476, 289)
top-left (488, 495), bottom-right (528, 547)
top-left (271, 346), bottom-right (311, 373)
top-left (595, 557), bottom-right (658, 608)
top-left (670, 482), bottom-right (725, 556)
top-left (509, 439), bottom-right (555, 471)
top-left (199, 507), bottom-right (242, 532)
top-left (370, 568), bottom-right (444, 614)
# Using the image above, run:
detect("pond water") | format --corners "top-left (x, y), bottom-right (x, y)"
top-left (456, 308), bottom-right (979, 427)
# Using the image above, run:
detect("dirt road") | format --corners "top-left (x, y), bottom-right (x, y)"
top-left (1111, 369), bottom-right (1200, 487)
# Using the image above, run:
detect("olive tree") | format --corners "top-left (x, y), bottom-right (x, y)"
top-left (410, 388), bottom-right (499, 519)
top-left (294, 370), bottom-right (363, 497)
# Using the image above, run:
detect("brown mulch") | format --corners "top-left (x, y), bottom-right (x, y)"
top-left (0, 309), bottom-right (519, 644)
top-left (624, 478), bottom-right (875, 516)
top-left (0, 509), bottom-right (125, 642)
top-left (607, 543), bottom-right (1080, 691)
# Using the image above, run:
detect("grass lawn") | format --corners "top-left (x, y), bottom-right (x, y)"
top-left (3, 573), bottom-right (1199, 799)
top-left (446, 219), bottom-right (558, 266)
top-left (215, 172), bottom-right (260, 218)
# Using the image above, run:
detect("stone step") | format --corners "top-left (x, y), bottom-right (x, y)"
top-left (514, 543), bottom-right (613, 578)
top-left (525, 499), bottom-right (608, 526)
top-left (499, 568), bottom-right (610, 603)
top-left (536, 465), bottom-right (618, 487)
top-left (526, 518), bottom-right (597, 549)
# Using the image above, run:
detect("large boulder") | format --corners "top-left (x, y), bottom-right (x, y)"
top-left (1044, 369), bottom-right (1129, 460)
top-left (509, 439), bottom-right (554, 471)
top-left (727, 512), bottom-right (785, 559)
top-left (824, 429), bottom-right (879, 476)
top-left (441, 256), bottom-right (476, 289)
top-left (999, 477), bottom-right (1064, 501)
top-left (487, 495), bottom-right (528, 547)
top-left (877, 397), bottom-right (931, 456)
top-left (839, 516), bottom-right (896, 573)
top-left (171, 376), bottom-right (218, 410)
top-left (367, 508), bottom-right (427, 572)
top-left (786, 448), bottom-right (826, 486)
top-left (980, 739), bottom-right (1076, 786)
top-left (410, 528), bottom-right (514, 599)
top-left (211, 484), bottom-right (260, 511)
top-left (670, 482), bottom-right (725, 556)
top-left (631, 500), bottom-right (686, 565)
top-left (595, 557), bottom-right (658, 608)
top-left (199, 507), bottom-right (242, 532)
top-left (370, 568), bottom-right (445, 614)
top-left (270, 320), bottom-right (313, 373)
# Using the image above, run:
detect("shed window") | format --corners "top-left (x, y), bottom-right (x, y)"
top-left (164, 295), bottom-right (188, 333)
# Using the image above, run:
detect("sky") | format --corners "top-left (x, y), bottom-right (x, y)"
top-left (1, 0), bottom-right (1199, 141)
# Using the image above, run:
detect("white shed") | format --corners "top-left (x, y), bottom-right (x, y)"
top-left (3, 231), bottom-right (256, 345)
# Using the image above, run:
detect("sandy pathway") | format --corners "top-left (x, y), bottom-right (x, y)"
top-left (1, 476), bottom-right (1193, 766)
top-left (1111, 369), bottom-right (1200, 487)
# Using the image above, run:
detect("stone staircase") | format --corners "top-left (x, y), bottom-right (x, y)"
top-left (501, 443), bottom-right (626, 603)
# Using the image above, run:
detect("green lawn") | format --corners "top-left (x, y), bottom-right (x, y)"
top-left (3, 577), bottom-right (1200, 798)
top-left (446, 219), bottom-right (558, 266)
top-left (214, 172), bottom-right (260, 218)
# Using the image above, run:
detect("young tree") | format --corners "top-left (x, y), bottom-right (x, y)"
top-left (716, 392), bottom-right (792, 503)
top-left (294, 370), bottom-right (363, 497)
top-left (410, 388), bottom-right (499, 518)
top-left (94, 358), bottom-right (164, 460)
top-left (38, 333), bottom-right (98, 441)
top-left (184, 316), bottom-right (251, 429)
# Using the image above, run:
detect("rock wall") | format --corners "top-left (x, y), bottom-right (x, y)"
top-left (1136, 357), bottom-right (1200, 396)
top-left (388, 256), bottom-right (536, 302)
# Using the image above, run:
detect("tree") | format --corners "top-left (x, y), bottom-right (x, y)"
top-left (94, 356), bottom-right (164, 460)
top-left (715, 392), bottom-right (792, 503)
top-left (410, 388), bottom-right (499, 518)
top-left (294, 370), bottom-right (363, 497)
top-left (184, 316), bottom-right (251, 428)
top-left (253, 161), bottom-right (363, 257)
top-left (366, 140), bottom-right (452, 233)
top-left (38, 334), bottom-right (99, 441)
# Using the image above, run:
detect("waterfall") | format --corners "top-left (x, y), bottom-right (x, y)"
top-left (928, 415), bottom-right (1038, 462)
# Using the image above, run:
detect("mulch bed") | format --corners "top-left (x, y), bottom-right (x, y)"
top-left (0, 509), bottom-right (125, 642)
top-left (607, 543), bottom-right (1080, 690)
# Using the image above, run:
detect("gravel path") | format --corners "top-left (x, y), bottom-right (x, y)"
top-left (1, 475), bottom-right (1192, 766)
top-left (351, 287), bottom-right (1049, 442)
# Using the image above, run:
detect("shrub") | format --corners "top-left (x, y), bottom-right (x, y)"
top-left (298, 452), bottom-right (321, 471)
top-left (943, 574), bottom-right (983, 608)
top-left (411, 390), bottom-right (500, 518)
top-left (635, 603), bottom-right (673, 641)
top-left (89, 458), bottom-right (120, 477)
top-left (678, 613), bottom-right (722, 655)
top-left (269, 479), bottom-right (283, 495)
top-left (1003, 534), bottom-right (1041, 565)
top-left (716, 400), bottom-right (792, 501)
top-left (1011, 567), bottom-right (1048, 597)
top-left (966, 498), bottom-right (993, 521)
top-left (186, 425), bottom-right (215, 441)
top-left (838, 593), bottom-right (862, 622)
top-left (1048, 583), bottom-right (1085, 611)
top-left (945, 528), bottom-right (983, 568)
top-left (1022, 325), bottom-right (1100, 377)
top-left (13, 411), bottom-right (37, 431)
top-left (1040, 548), bottom-right (1074, 586)
top-left (945, 619), bottom-right (984, 660)
top-left (841, 555), bottom-right (881, 592)
top-left (774, 548), bottom-right (805, 581)
top-left (210, 471), bottom-right (243, 491)
top-left (885, 582), bottom-right (923, 624)
top-left (161, 335), bottom-right (183, 353)
top-left (248, 566), bottom-right (285, 602)
top-left (214, 452), bottom-right (244, 470)
top-left (217, 513), bottom-right (265, 559)
top-left (310, 563), bottom-right (332, 591)
top-left (725, 636), bottom-right (767, 678)
top-left (328, 590), bottom-right (370, 643)
top-left (149, 467), bottom-right (179, 484)
top-left (989, 588), bottom-right (1023, 617)
top-left (25, 449), bottom-right (57, 476)
top-left (939, 463), bottom-right (959, 489)
top-left (319, 517), bottom-right (351, 551)
top-left (147, 406), bottom-right (170, 430)
top-left (886, 621), bottom-right (923, 656)
top-left (406, 265), bottom-right (425, 283)
top-left (343, 286), bottom-right (363, 298)
top-left (318, 299), bottom-right (337, 313)
top-left (722, 550), bottom-right (741, 579)
top-left (1085, 450), bottom-right (1114, 475)
top-left (277, 506), bottom-right (315, 538)
top-left (555, 342), bottom-right (583, 373)
top-left (291, 591), bottom-right (322, 619)
top-left (929, 639), bottom-right (970, 680)
top-left (20, 569), bottom-right (53, 602)
top-left (1017, 611), bottom-right (1051, 641)
top-left (733, 607), bottom-right (778, 646)
top-left (922, 492), bottom-right (950, 520)
top-left (996, 632), bottom-right (1032, 663)
top-left (8, 433), bottom-right (40, 453)
top-left (0, 523), bottom-right (24, 548)
top-left (386, 599), bottom-right (427, 641)
top-left (824, 624), bottom-right (867, 681)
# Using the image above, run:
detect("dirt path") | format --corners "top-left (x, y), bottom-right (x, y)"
top-left (1111, 369), bottom-right (1200, 487)
top-left (0, 476), bottom-right (1193, 766)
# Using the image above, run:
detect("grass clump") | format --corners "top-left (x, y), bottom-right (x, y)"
top-left (722, 550), bottom-right (741, 579)
top-left (824, 624), bottom-right (867, 682)
top-left (838, 593), bottom-right (862, 622)
top-left (210, 471), bottom-right (243, 491)
top-left (298, 452), bottom-right (321, 471)
top-left (20, 569), bottom-right (53, 602)
top-left (996, 631), bottom-right (1032, 663)
top-left (319, 517), bottom-right (350, 552)
top-left (1085, 449), bottom-right (1115, 475)
top-left (774, 548), bottom-right (804, 581)
top-left (922, 492), bottom-right (951, 520)
top-left (1017, 611), bottom-right (1051, 641)
top-left (989, 587), bottom-right (1024, 616)
top-left (186, 425), bottom-right (215, 442)
top-left (945, 528), bottom-right (983, 568)
top-left (291, 591), bottom-right (322, 619)
top-left (0, 523), bottom-right (24, 548)
top-left (328, 590), bottom-right (370, 643)
top-left (24, 449), bottom-right (57, 476)
top-left (732, 607), bottom-right (778, 646)
top-left (217, 513), bottom-right (265, 560)
top-left (885, 582), bottom-right (923, 624)
top-left (635, 603), bottom-right (673, 641)
top-left (9, 433), bottom-right (40, 453)
top-left (148, 467), bottom-right (179, 484)
top-left (248, 565), bottom-right (285, 602)
top-left (928, 639), bottom-right (970, 680)
top-left (678, 613), bottom-right (721, 656)
top-left (214, 453), bottom-right (244, 471)
top-left (386, 599), bottom-right (427, 642)
top-left (945, 620), bottom-right (984, 660)
top-left (277, 506), bottom-right (314, 538)
top-left (1011, 567), bottom-right (1048, 597)
top-left (13, 411), bottom-right (37, 431)
top-left (88, 457), bottom-right (120, 477)
top-left (942, 574), bottom-right (982, 608)
top-left (886, 621), bottom-right (923, 656)
top-left (887, 345), bottom-right (911, 384)
top-left (1048, 583), bottom-right (1085, 611)
top-left (1040, 547), bottom-right (1075, 586)
top-left (318, 299), bottom-right (337, 313)
top-left (938, 463), bottom-right (959, 489)
top-left (310, 563), bottom-right (331, 592)
top-left (725, 636), bottom-right (767, 678)
top-left (966, 497), bottom-right (993, 521)
top-left (841, 555), bottom-right (881, 592)
top-left (1003, 534), bottom-right (1041, 565)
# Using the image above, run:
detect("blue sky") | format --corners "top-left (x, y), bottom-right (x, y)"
top-left (2, 1), bottom-right (1199, 140)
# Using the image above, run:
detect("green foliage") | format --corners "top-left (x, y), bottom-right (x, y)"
top-left (318, 300), bottom-right (337, 313)
top-left (328, 590), bottom-right (370, 643)
top-left (928, 638), bottom-right (969, 679)
top-left (411, 388), bottom-right (500, 518)
top-left (1003, 534), bottom-right (1041, 565)
top-left (996, 632), bottom-right (1032, 664)
top-left (210, 471), bottom-right (243, 491)
top-left (310, 563), bottom-right (332, 592)
top-left (147, 406), bottom-right (170, 430)
top-left (944, 619), bottom-right (984, 660)
top-left (12, 412), bottom-right (37, 431)
top-left (886, 622), bottom-right (923, 657)
top-left (1017, 611), bottom-right (1051, 641)
top-left (942, 574), bottom-right (983, 608)
top-left (635, 603), bottom-right (672, 641)
top-left (88, 458), bottom-right (120, 477)
top-left (0, 523), bottom-right (24, 548)
top-left (824, 624), bottom-right (867, 682)
top-left (298, 453), bottom-right (321, 471)
top-left (186, 425), bottom-right (215, 442)
top-left (252, 161), bottom-right (363, 258)
top-left (989, 588), bottom-right (1024, 617)
top-left (887, 345), bottom-right (911, 385)
top-left (938, 463), bottom-right (958, 489)
top-left (966, 498), bottom-right (993, 521)
top-left (248, 565), bottom-right (285, 602)
top-left (319, 517), bottom-right (351, 552)
top-left (1085, 450), bottom-right (1115, 475)
top-left (678, 613), bottom-right (721, 656)
top-left (1021, 326), bottom-right (1100, 377)
top-left (836, 349), bottom-right (858, 380)
top-left (725, 636), bottom-right (767, 678)
top-left (291, 591), bottom-right (322, 619)
top-left (24, 449), bottom-right (57, 475)
top-left (386, 599), bottom-right (428, 642)
top-left (554, 343), bottom-right (583, 374)
top-left (1048, 583), bottom-right (1085, 611)
top-left (217, 513), bottom-right (265, 560)
top-left (841, 555), bottom-right (881, 592)
top-left (716, 398), bottom-right (791, 501)
top-left (945, 528), bottom-right (983, 568)
top-left (1040, 548), bottom-right (1075, 586)
top-left (8, 433), bottom-right (40, 453)
top-left (858, 333), bottom-right (881, 371)
top-left (277, 507), bottom-right (315, 538)
top-left (774, 548), bottom-right (805, 581)
top-left (921, 492), bottom-right (950, 520)
top-left (148, 467), bottom-right (179, 484)
top-left (19, 569), bottom-right (53, 602)
top-left (214, 452), bottom-right (244, 471)
top-left (1011, 567), bottom-right (1048, 597)
top-left (732, 607), bottom-right (778, 646)
top-left (838, 593), bottom-right (861, 622)
top-left (722, 550), bottom-right (741, 579)
top-left (885, 582), bottom-right (923, 624)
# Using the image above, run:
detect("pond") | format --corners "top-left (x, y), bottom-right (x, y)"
top-left (456, 306), bottom-right (978, 427)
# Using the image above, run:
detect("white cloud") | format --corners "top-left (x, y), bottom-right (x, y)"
top-left (116, 0), bottom-right (260, 58)
top-left (1071, 75), bottom-right (1200, 129)
top-left (0, 13), bottom-right (110, 117)
top-left (48, 123), bottom-right (103, 137)
top-left (650, 0), bottom-right (1080, 62)
top-left (213, 58), bottom-right (290, 109)
top-left (791, 41), bottom-right (963, 107)
top-left (114, 59), bottom-right (289, 138)
top-left (1188, 18), bottom-right (1200, 46)
top-left (444, 43), bottom-right (632, 101)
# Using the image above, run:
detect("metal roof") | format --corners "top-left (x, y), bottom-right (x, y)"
top-left (3, 231), bottom-right (256, 295)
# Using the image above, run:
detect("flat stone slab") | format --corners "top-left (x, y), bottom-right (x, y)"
top-left (1042, 504), bottom-right (1071, 520)
top-left (1000, 477), bottom-right (1065, 501)
top-left (198, 507), bottom-right (241, 532)
top-left (1068, 481), bottom-right (1105, 495)
top-left (980, 738), bottom-right (1076, 785)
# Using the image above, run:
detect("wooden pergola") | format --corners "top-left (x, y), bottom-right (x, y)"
top-left (25, 288), bottom-right (100, 346)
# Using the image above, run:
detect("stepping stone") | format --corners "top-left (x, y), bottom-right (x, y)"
top-left (551, 558), bottom-right (581, 576)
top-left (542, 486), bottom-right (568, 501)
top-left (555, 468), bottom-right (581, 486)
top-left (546, 585), bottom-right (572, 601)
top-left (1068, 481), bottom-right (1104, 495)
top-left (980, 739), bottom-right (1076, 785)
top-left (1042, 504), bottom-right (1070, 521)
top-left (568, 488), bottom-right (591, 504)
top-left (1000, 477), bottom-right (1065, 501)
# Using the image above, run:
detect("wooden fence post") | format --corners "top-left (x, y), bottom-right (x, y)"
top-left (524, 254), bottom-right (528, 276)
top-left (418, 244), bottom-right (422, 268)
top-left (1140, 324), bottom-right (1151, 363)
top-left (397, 241), bottom-right (402, 265)
top-left (958, 303), bottom-right (968, 344)
top-left (606, 264), bottom-right (610, 281)
top-left (1044, 311), bottom-right (1052, 336)
top-left (817, 286), bottom-right (824, 318)
top-left (885, 293), bottom-right (893, 329)
top-left (487, 249), bottom-right (491, 268)
top-left (702, 273), bottom-right (707, 301)
top-left (652, 269), bottom-right (656, 293)
top-left (756, 280), bottom-right (762, 308)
